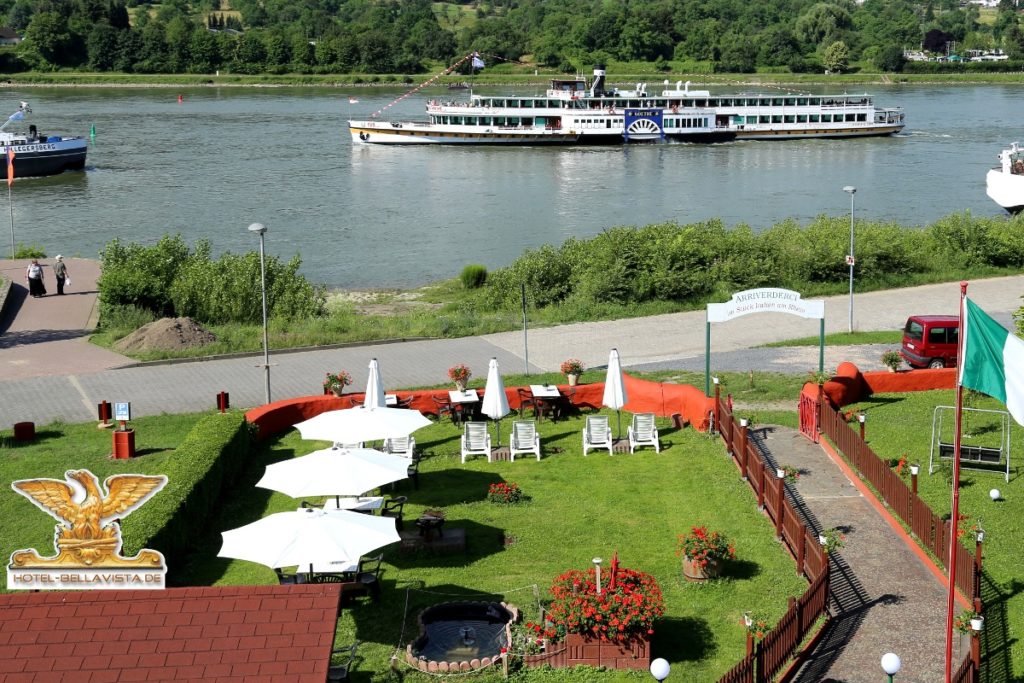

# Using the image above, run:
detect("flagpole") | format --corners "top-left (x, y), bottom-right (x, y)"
top-left (944, 280), bottom-right (968, 683)
top-left (6, 146), bottom-right (13, 259)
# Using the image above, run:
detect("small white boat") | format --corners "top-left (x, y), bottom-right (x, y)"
top-left (986, 141), bottom-right (1024, 214)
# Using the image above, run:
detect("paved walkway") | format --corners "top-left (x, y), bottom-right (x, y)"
top-left (755, 426), bottom-right (957, 682)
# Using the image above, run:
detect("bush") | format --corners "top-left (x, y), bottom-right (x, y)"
top-left (120, 412), bottom-right (251, 569)
top-left (98, 234), bottom-right (326, 326)
top-left (460, 264), bottom-right (488, 289)
top-left (13, 243), bottom-right (46, 259)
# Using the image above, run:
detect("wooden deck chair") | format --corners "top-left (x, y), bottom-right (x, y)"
top-left (383, 435), bottom-right (415, 458)
top-left (628, 412), bottom-right (661, 453)
top-left (583, 415), bottom-right (613, 456)
top-left (509, 420), bottom-right (541, 461)
top-left (460, 421), bottom-right (492, 463)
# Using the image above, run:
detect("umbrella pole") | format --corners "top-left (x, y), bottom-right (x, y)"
top-left (617, 409), bottom-right (622, 441)
top-left (495, 419), bottom-right (501, 451)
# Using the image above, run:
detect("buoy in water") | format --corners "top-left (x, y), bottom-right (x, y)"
top-left (177, 94), bottom-right (183, 104)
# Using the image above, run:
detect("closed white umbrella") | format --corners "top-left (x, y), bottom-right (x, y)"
top-left (481, 357), bottom-right (511, 446)
top-left (602, 348), bottom-right (628, 439)
top-left (364, 358), bottom-right (387, 409)
top-left (294, 406), bottom-right (430, 444)
top-left (256, 447), bottom-right (409, 504)
top-left (219, 507), bottom-right (400, 575)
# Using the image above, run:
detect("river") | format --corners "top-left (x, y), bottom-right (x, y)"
top-left (3, 82), bottom-right (1020, 288)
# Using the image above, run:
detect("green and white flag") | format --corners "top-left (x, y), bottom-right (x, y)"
top-left (960, 297), bottom-right (1024, 426)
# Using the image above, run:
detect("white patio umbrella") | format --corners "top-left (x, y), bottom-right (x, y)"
top-left (256, 447), bottom-right (409, 504)
top-left (363, 358), bottom-right (387, 409)
top-left (602, 348), bottom-right (628, 439)
top-left (219, 507), bottom-right (400, 575)
top-left (294, 406), bottom-right (430, 444)
top-left (481, 357), bottom-right (511, 446)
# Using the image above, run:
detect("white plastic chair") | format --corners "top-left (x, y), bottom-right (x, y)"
top-left (509, 421), bottom-right (541, 461)
top-left (628, 413), bottom-right (660, 453)
top-left (333, 442), bottom-right (364, 450)
top-left (460, 422), bottom-right (492, 463)
top-left (582, 415), bottom-right (613, 456)
top-left (383, 436), bottom-right (416, 459)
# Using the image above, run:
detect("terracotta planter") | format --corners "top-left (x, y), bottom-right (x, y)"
top-left (566, 373), bottom-right (579, 386)
top-left (525, 632), bottom-right (650, 670)
top-left (681, 555), bottom-right (722, 581)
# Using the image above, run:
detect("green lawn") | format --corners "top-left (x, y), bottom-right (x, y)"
top-left (0, 412), bottom-right (204, 572)
top-left (171, 409), bottom-right (806, 681)
top-left (842, 390), bottom-right (1024, 680)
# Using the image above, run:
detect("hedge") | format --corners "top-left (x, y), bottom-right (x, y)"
top-left (120, 412), bottom-right (252, 568)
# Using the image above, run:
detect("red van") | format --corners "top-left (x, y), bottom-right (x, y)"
top-left (900, 315), bottom-right (959, 369)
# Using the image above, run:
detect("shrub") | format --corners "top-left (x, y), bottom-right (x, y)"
top-left (676, 526), bottom-right (736, 565)
top-left (120, 412), bottom-right (251, 569)
top-left (13, 243), bottom-right (46, 259)
top-left (460, 264), bottom-right (488, 289)
top-left (487, 481), bottom-right (524, 504)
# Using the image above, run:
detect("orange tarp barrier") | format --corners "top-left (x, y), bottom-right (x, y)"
top-left (806, 362), bottom-right (958, 409)
top-left (245, 374), bottom-right (715, 440)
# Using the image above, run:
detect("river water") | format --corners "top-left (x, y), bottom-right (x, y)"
top-left (3, 83), bottom-right (1021, 288)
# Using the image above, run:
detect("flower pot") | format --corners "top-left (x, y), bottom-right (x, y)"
top-left (454, 380), bottom-right (467, 392)
top-left (567, 373), bottom-right (579, 387)
top-left (681, 555), bottom-right (721, 581)
top-left (330, 387), bottom-right (345, 397)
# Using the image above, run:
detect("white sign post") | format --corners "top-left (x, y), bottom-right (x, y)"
top-left (704, 288), bottom-right (826, 395)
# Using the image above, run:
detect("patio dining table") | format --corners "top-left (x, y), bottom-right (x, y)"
top-left (309, 496), bottom-right (384, 513)
top-left (530, 384), bottom-right (565, 421)
top-left (448, 389), bottom-right (480, 423)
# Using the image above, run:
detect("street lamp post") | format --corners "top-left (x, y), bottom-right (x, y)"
top-left (843, 186), bottom-right (857, 333)
top-left (248, 222), bottom-right (271, 405)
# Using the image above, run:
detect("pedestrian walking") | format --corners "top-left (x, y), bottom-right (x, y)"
top-left (52, 255), bottom-right (69, 295)
top-left (25, 258), bottom-right (46, 298)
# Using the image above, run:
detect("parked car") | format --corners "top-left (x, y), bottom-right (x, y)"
top-left (900, 315), bottom-right (959, 369)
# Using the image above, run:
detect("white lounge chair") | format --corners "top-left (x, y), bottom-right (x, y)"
top-left (583, 415), bottom-right (613, 456)
top-left (333, 442), bottom-right (364, 450)
top-left (460, 422), bottom-right (492, 463)
top-left (383, 436), bottom-right (416, 459)
top-left (628, 412), bottom-right (660, 453)
top-left (509, 420), bottom-right (541, 461)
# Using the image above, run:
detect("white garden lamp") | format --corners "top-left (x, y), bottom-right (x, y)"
top-left (650, 658), bottom-right (670, 681)
top-left (881, 652), bottom-right (901, 683)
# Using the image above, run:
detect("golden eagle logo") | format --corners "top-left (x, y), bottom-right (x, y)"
top-left (9, 470), bottom-right (167, 569)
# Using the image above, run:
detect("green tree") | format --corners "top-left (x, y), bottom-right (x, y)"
top-left (822, 40), bottom-right (849, 72)
top-left (795, 3), bottom-right (851, 49)
top-left (86, 22), bottom-right (119, 70)
top-left (716, 31), bottom-right (756, 72)
top-left (188, 26), bottom-right (219, 72)
top-left (874, 44), bottom-right (907, 72)
top-left (20, 12), bottom-right (75, 68)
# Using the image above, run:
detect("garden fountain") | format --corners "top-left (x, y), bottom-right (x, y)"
top-left (406, 601), bottom-right (518, 672)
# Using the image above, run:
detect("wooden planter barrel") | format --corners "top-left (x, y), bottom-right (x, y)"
top-left (681, 555), bottom-right (722, 581)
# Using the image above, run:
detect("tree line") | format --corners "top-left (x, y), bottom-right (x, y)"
top-left (1, 0), bottom-right (1023, 74)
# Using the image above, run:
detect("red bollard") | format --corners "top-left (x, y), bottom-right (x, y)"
top-left (13, 422), bottom-right (35, 442)
top-left (97, 401), bottom-right (113, 429)
top-left (216, 391), bottom-right (230, 413)
top-left (112, 426), bottom-right (136, 460)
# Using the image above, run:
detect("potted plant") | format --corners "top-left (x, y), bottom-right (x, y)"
top-left (323, 370), bottom-right (352, 396)
top-left (743, 612), bottom-right (771, 642)
top-left (676, 526), bottom-right (735, 580)
top-left (881, 349), bottom-right (903, 373)
top-left (954, 608), bottom-right (983, 635)
top-left (537, 563), bottom-right (663, 664)
top-left (818, 527), bottom-right (846, 553)
top-left (448, 364), bottom-right (471, 391)
top-left (778, 465), bottom-right (801, 484)
top-left (560, 358), bottom-right (585, 386)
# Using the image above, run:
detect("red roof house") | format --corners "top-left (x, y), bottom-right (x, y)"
top-left (0, 584), bottom-right (343, 682)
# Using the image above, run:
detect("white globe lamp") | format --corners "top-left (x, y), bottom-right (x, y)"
top-left (881, 652), bottom-right (901, 682)
top-left (650, 657), bottom-right (670, 681)
top-left (990, 488), bottom-right (1001, 501)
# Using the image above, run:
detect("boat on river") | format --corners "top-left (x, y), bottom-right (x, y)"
top-left (0, 103), bottom-right (88, 178)
top-left (986, 141), bottom-right (1024, 214)
top-left (349, 66), bottom-right (905, 145)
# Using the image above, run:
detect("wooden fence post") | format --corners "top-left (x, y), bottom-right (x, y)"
top-left (796, 527), bottom-right (806, 577)
top-left (739, 420), bottom-right (749, 480)
top-left (775, 472), bottom-right (785, 540)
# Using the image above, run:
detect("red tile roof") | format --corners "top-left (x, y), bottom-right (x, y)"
top-left (0, 585), bottom-right (342, 682)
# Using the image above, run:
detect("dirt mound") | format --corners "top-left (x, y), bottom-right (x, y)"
top-left (114, 317), bottom-right (216, 353)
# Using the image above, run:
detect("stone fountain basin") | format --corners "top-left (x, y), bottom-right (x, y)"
top-left (407, 601), bottom-right (518, 672)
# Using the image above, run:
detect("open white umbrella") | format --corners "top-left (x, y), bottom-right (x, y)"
top-left (481, 357), bottom-right (510, 447)
top-left (602, 348), bottom-right (628, 439)
top-left (364, 358), bottom-right (387, 409)
top-left (294, 406), bottom-right (430, 443)
top-left (219, 507), bottom-right (400, 574)
top-left (256, 447), bottom-right (409, 504)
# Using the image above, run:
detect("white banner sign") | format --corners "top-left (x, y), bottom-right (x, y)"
top-left (707, 288), bottom-right (824, 323)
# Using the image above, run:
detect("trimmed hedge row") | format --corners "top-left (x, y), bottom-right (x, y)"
top-left (121, 412), bottom-right (252, 566)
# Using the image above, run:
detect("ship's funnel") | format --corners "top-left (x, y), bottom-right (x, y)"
top-left (591, 65), bottom-right (606, 96)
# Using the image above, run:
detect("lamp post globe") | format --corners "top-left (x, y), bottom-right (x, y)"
top-left (843, 186), bottom-right (857, 333)
top-left (650, 657), bottom-right (670, 681)
top-left (881, 652), bottom-right (901, 682)
top-left (248, 222), bottom-right (271, 405)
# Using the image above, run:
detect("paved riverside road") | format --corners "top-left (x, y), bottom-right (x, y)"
top-left (0, 265), bottom-right (1022, 426)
